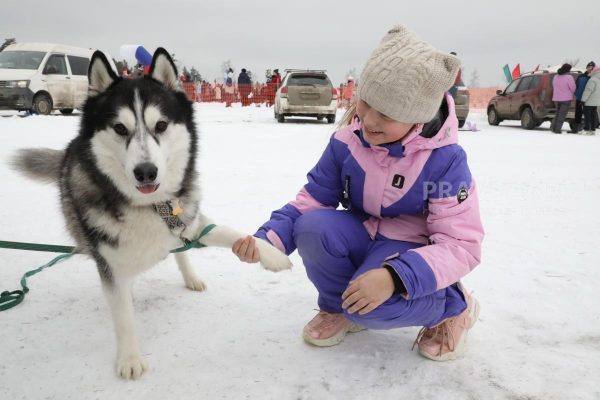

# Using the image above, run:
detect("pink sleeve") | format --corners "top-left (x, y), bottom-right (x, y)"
top-left (289, 187), bottom-right (334, 214)
top-left (410, 182), bottom-right (485, 290)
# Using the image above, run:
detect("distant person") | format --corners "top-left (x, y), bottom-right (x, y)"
top-left (581, 66), bottom-right (600, 135)
top-left (550, 63), bottom-right (576, 134)
top-left (224, 68), bottom-right (235, 107)
top-left (232, 25), bottom-right (483, 362)
top-left (266, 69), bottom-right (282, 107)
top-left (573, 61), bottom-right (596, 133)
top-left (238, 68), bottom-right (252, 107)
top-left (338, 83), bottom-right (346, 108)
top-left (448, 51), bottom-right (462, 97)
top-left (343, 77), bottom-right (355, 108)
top-left (272, 69), bottom-right (282, 86)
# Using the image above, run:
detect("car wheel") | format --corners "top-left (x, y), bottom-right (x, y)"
top-left (326, 114), bottom-right (336, 124)
top-left (33, 93), bottom-right (53, 115)
top-left (277, 113), bottom-right (285, 123)
top-left (520, 107), bottom-right (538, 130)
top-left (487, 107), bottom-right (501, 126)
top-left (60, 109), bottom-right (74, 115)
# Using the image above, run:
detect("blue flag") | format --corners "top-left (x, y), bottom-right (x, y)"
top-left (503, 64), bottom-right (513, 83)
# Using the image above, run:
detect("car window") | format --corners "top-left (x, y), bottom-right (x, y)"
top-left (67, 55), bottom-right (89, 76)
top-left (288, 74), bottom-right (330, 86)
top-left (516, 76), bottom-right (533, 92)
top-left (504, 79), bottom-right (520, 95)
top-left (530, 75), bottom-right (542, 89)
top-left (44, 54), bottom-right (68, 75)
top-left (0, 51), bottom-right (46, 70)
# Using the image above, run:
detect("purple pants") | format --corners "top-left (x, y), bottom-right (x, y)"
top-left (293, 210), bottom-right (467, 329)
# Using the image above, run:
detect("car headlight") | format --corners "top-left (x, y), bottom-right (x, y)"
top-left (6, 80), bottom-right (29, 88)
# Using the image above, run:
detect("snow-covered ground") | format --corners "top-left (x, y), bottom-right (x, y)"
top-left (0, 105), bottom-right (599, 400)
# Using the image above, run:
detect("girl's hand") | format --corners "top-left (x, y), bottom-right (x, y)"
top-left (232, 235), bottom-right (260, 263)
top-left (341, 268), bottom-right (395, 315)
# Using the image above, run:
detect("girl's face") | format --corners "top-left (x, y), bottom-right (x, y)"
top-left (356, 99), bottom-right (415, 146)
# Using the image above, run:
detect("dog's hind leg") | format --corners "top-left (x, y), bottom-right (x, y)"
top-left (198, 225), bottom-right (292, 272)
top-left (102, 277), bottom-right (147, 380)
top-left (175, 252), bottom-right (206, 291)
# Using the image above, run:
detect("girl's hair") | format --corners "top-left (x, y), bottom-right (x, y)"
top-left (336, 100), bottom-right (358, 130)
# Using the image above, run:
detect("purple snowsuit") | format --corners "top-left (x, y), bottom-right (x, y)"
top-left (255, 94), bottom-right (484, 329)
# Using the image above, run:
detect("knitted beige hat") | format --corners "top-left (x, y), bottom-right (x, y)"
top-left (358, 25), bottom-right (461, 123)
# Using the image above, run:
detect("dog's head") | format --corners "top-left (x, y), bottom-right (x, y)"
top-left (82, 48), bottom-right (196, 206)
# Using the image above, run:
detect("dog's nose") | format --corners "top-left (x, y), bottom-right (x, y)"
top-left (133, 162), bottom-right (158, 183)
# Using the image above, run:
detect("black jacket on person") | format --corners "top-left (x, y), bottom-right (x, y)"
top-left (238, 71), bottom-right (251, 85)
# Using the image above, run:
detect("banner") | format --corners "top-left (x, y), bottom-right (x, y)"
top-left (512, 64), bottom-right (521, 79)
top-left (119, 45), bottom-right (152, 66)
top-left (503, 64), bottom-right (513, 83)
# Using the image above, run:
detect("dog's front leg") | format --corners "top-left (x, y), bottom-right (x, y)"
top-left (102, 278), bottom-right (147, 379)
top-left (198, 225), bottom-right (292, 272)
top-left (175, 252), bottom-right (206, 291)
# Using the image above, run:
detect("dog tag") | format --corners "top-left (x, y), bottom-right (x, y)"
top-left (172, 198), bottom-right (184, 216)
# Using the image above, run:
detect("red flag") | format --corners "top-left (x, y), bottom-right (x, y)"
top-left (512, 64), bottom-right (521, 79)
top-left (534, 64), bottom-right (540, 72)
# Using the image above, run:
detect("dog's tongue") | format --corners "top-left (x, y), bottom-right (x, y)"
top-left (136, 184), bottom-right (158, 194)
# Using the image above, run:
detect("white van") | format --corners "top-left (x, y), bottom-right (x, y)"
top-left (0, 43), bottom-right (110, 115)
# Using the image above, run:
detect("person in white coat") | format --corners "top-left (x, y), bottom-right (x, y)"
top-left (581, 67), bottom-right (600, 135)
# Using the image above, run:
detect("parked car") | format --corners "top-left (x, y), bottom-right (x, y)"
top-left (0, 43), bottom-right (115, 115)
top-left (274, 69), bottom-right (338, 123)
top-left (487, 67), bottom-right (583, 130)
top-left (453, 85), bottom-right (470, 128)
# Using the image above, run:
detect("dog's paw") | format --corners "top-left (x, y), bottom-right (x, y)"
top-left (184, 276), bottom-right (207, 292)
top-left (255, 239), bottom-right (292, 272)
top-left (117, 353), bottom-right (147, 380)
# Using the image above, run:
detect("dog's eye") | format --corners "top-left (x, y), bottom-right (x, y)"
top-left (113, 123), bottom-right (128, 136)
top-left (155, 121), bottom-right (168, 133)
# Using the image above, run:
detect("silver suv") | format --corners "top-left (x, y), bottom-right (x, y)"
top-left (453, 86), bottom-right (470, 128)
top-left (274, 69), bottom-right (338, 123)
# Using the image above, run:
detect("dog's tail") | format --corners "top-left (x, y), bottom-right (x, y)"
top-left (10, 148), bottom-right (64, 184)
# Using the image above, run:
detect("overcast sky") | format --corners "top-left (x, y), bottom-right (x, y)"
top-left (2, 0), bottom-right (598, 87)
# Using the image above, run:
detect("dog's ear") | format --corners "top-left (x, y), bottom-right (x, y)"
top-left (88, 51), bottom-right (118, 96)
top-left (149, 48), bottom-right (180, 91)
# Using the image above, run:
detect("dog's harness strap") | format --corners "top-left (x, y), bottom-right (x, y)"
top-left (170, 224), bottom-right (217, 253)
top-left (0, 240), bottom-right (75, 253)
top-left (0, 252), bottom-right (73, 311)
top-left (0, 224), bottom-right (217, 312)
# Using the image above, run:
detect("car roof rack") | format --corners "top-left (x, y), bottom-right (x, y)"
top-left (284, 68), bottom-right (328, 73)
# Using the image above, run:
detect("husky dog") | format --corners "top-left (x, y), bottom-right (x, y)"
top-left (12, 48), bottom-right (291, 379)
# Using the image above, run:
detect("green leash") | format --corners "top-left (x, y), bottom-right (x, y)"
top-left (0, 224), bottom-right (216, 312)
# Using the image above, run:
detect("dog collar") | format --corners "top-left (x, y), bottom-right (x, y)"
top-left (153, 198), bottom-right (185, 231)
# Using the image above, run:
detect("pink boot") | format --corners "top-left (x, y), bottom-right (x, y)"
top-left (413, 287), bottom-right (480, 361)
top-left (303, 311), bottom-right (365, 347)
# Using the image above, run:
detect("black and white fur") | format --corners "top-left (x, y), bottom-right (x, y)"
top-left (12, 48), bottom-right (291, 379)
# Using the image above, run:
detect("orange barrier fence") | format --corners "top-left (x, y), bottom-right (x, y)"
top-left (180, 81), bottom-right (354, 108)
top-left (469, 87), bottom-right (503, 110)
top-left (182, 81), bottom-right (499, 111)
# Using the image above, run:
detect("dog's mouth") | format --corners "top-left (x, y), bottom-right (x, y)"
top-left (136, 183), bottom-right (160, 194)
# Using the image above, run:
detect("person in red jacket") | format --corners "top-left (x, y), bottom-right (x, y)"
top-left (266, 69), bottom-right (282, 107)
